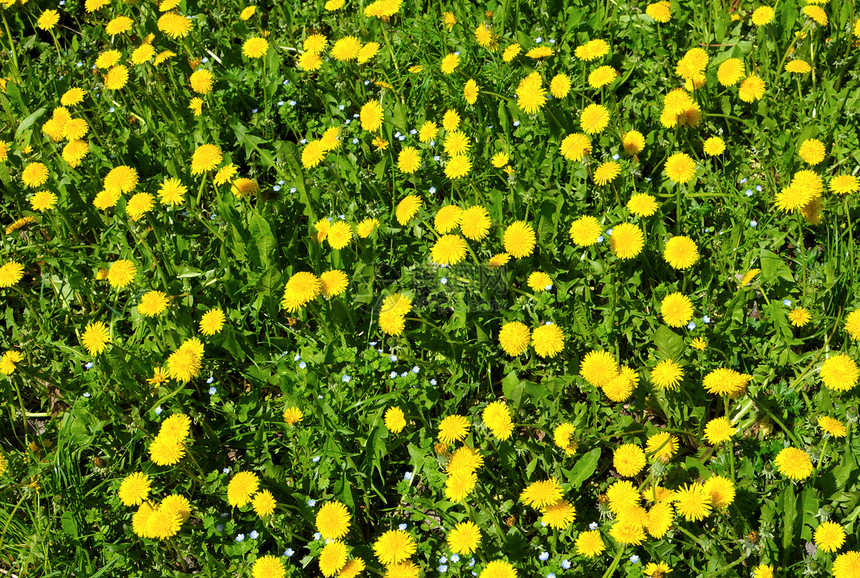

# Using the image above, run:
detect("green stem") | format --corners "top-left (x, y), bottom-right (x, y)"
top-left (600, 547), bottom-right (626, 578)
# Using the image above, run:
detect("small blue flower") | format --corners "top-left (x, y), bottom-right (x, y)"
top-left (783, 299), bottom-right (792, 306)
top-left (277, 101), bottom-right (284, 106)
top-left (687, 322), bottom-right (697, 330)
top-left (201, 57), bottom-right (209, 63)
top-left (352, 138), bottom-right (359, 144)
top-left (370, 341), bottom-right (378, 347)
top-left (438, 565), bottom-right (448, 573)
top-left (454, 51), bottom-right (460, 56)
top-left (299, 361), bottom-right (307, 369)
top-left (209, 386), bottom-right (217, 395)
top-left (429, 187), bottom-right (437, 194)
top-left (390, 371), bottom-right (398, 379)
top-left (84, 362), bottom-right (93, 369)
top-left (429, 140), bottom-right (436, 147)
top-left (750, 220), bottom-right (758, 227)
top-left (411, 366), bottom-right (420, 374)
top-left (273, 185), bottom-right (281, 192)
top-left (109, 107), bottom-right (115, 113)
top-left (630, 555), bottom-right (640, 563)
top-left (441, 277), bottom-right (448, 285)
top-left (220, 512), bottom-right (229, 517)
top-left (294, 353), bottom-right (301, 361)
top-left (588, 522), bottom-right (598, 530)
top-left (740, 177), bottom-right (748, 184)
top-left (290, 187), bottom-right (297, 193)
top-left (353, 114), bottom-right (360, 118)
top-left (155, 407), bottom-right (163, 415)
top-left (539, 551), bottom-right (549, 561)
top-left (222, 467), bottom-right (230, 474)
top-left (434, 155), bottom-right (440, 162)
top-left (547, 574), bottom-right (556, 578)
top-left (394, 132), bottom-right (401, 138)
top-left (513, 121), bottom-right (520, 127)
top-left (215, 524), bottom-right (224, 532)
top-left (206, 376), bottom-right (214, 384)
top-left (308, 499), bottom-right (317, 507)
top-left (399, 523), bottom-right (408, 531)
top-left (702, 316), bottom-right (711, 324)
top-left (398, 135), bottom-right (405, 141)
top-left (536, 37), bottom-right (542, 43)
top-left (345, 119), bottom-right (352, 125)
top-left (342, 375), bottom-right (351, 383)
top-left (83, 392), bottom-right (91, 398)
top-left (549, 38), bottom-right (556, 44)
top-left (400, 372), bottom-right (408, 377)
top-left (606, 228), bottom-right (614, 236)
top-left (338, 104), bottom-right (345, 111)
top-left (451, 554), bottom-right (460, 563)
top-left (403, 471), bottom-right (413, 480)
top-left (300, 139), bottom-right (307, 145)
top-left (76, 62), bottom-right (83, 67)
top-left (469, 558), bottom-right (476, 567)
top-left (314, 531), bottom-right (321, 540)
top-left (288, 100), bottom-right (296, 106)
top-left (756, 185), bottom-right (763, 191)
top-left (364, 80), bottom-right (370, 85)
top-left (612, 153), bottom-right (620, 160)
top-left (285, 548), bottom-right (295, 557)
top-left (235, 533), bottom-right (245, 542)
top-left (249, 530), bottom-right (259, 540)
top-left (597, 236), bottom-right (604, 243)
top-left (252, 108), bottom-right (258, 114)
top-left (745, 189), bottom-right (753, 197)
top-left (561, 560), bottom-right (571, 570)
top-left (312, 456), bottom-right (321, 463)
top-left (409, 129), bottom-right (417, 134)
top-left (390, 355), bottom-right (398, 362)
top-left (430, 379), bottom-right (437, 386)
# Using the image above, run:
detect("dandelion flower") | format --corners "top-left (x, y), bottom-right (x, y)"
top-left (704, 476), bottom-right (735, 509)
top-left (397, 147), bottom-right (420, 173)
top-left (107, 259), bottom-right (137, 289)
top-left (575, 530), bottom-right (605, 557)
top-left (613, 444), bottom-right (646, 477)
top-left (360, 100), bottom-right (385, 132)
top-left (717, 58), bottom-right (745, 86)
top-left (227, 471), bottom-right (260, 507)
top-left (438, 415), bottom-right (469, 444)
top-left (327, 221), bottom-right (353, 250)
top-left (0, 261), bottom-right (25, 287)
top-left (157, 13), bottom-right (192, 38)
top-left (661, 293), bottom-right (693, 328)
top-left (440, 53), bottom-right (459, 74)
top-left (554, 423), bottom-right (578, 455)
top-left (820, 353), bottom-right (858, 391)
top-left (532, 324), bottom-right (564, 358)
top-left (831, 175), bottom-right (859, 196)
top-left (560, 133), bottom-right (591, 161)
top-left (674, 483), bottom-right (711, 521)
top-left (281, 272), bottom-right (322, 312)
top-left (550, 74), bottom-right (571, 98)
top-left (815, 521), bottom-right (846, 554)
top-left (395, 195), bottom-right (422, 225)
top-left (627, 193), bottom-right (658, 217)
top-left (580, 104), bottom-right (610, 135)
top-left (435, 206), bottom-right (462, 233)
top-left (646, 1), bottom-right (671, 22)
top-left (703, 368), bottom-right (751, 397)
top-left (158, 178), bottom-right (187, 206)
top-left (527, 271), bottom-right (552, 292)
top-left (243, 37), bottom-right (269, 58)
top-left (504, 221), bottom-right (536, 258)
top-left (569, 215), bottom-right (602, 246)
top-left (664, 236), bottom-right (699, 269)
top-left (751, 6), bottom-right (775, 25)
top-left (593, 161), bottom-right (620, 186)
top-left (818, 416), bottom-right (847, 437)
top-left (788, 307), bottom-right (811, 327)
top-left (786, 59), bottom-right (812, 73)
top-left (319, 541), bottom-right (348, 576)
top-left (799, 138), bottom-right (826, 165)
top-left (738, 74), bottom-right (766, 102)
top-left (542, 500), bottom-right (576, 529)
top-left (199, 308), bottom-right (226, 336)
top-left (482, 401), bottom-right (513, 440)
top-left (283, 407), bottom-right (303, 425)
top-left (775, 447), bottom-right (813, 480)
top-left (253, 556), bottom-right (285, 578)
top-left (516, 72), bottom-right (546, 115)
top-left (118, 472), bottom-right (151, 506)
top-left (609, 223), bottom-right (644, 260)
top-left (445, 468), bottom-right (477, 502)
top-left (331, 36), bottom-right (361, 61)
top-left (703, 417), bottom-right (737, 445)
top-left (104, 65), bottom-right (129, 90)
top-left (317, 501), bottom-right (351, 540)
top-left (81, 321), bottom-right (110, 355)
top-left (460, 206), bottom-right (491, 240)
top-left (384, 407), bottom-right (406, 433)
top-left (22, 163), bottom-right (49, 188)
top-left (138, 291), bottom-right (169, 317)
top-left (320, 270), bottom-right (348, 298)
top-left (575, 39), bottom-right (610, 61)
top-left (703, 136), bottom-right (726, 156)
top-left (651, 359), bottom-right (683, 391)
top-left (373, 530), bottom-right (416, 566)
top-left (463, 79), bottom-right (479, 105)
top-left (499, 321), bottom-right (531, 356)
top-left (520, 478), bottom-right (562, 509)
top-left (502, 43), bottom-right (522, 62)
top-left (580, 350), bottom-right (618, 387)
top-left (834, 552), bottom-right (860, 578)
top-left (646, 431), bottom-right (677, 463)
top-left (418, 121), bottom-right (438, 143)
top-left (191, 144), bottom-right (223, 175)
top-left (664, 153), bottom-right (696, 184)
top-left (622, 130), bottom-right (645, 155)
top-left (148, 435), bottom-right (186, 466)
top-left (189, 69), bottom-right (214, 94)
top-left (588, 66), bottom-right (618, 88)
top-left (448, 521), bottom-right (481, 554)
top-left (0, 351), bottom-right (23, 375)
